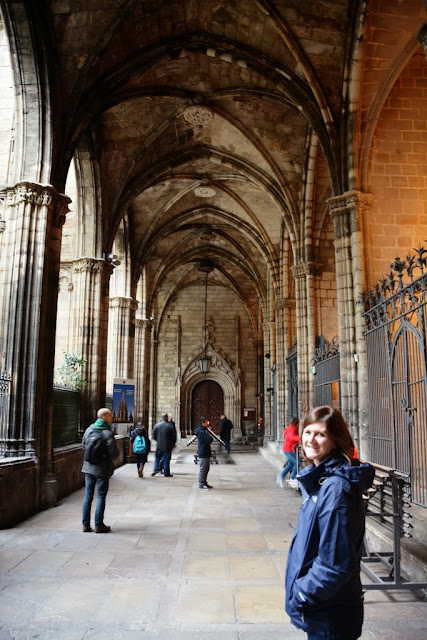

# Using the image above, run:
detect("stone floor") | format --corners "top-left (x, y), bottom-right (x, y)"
top-left (0, 449), bottom-right (426, 639)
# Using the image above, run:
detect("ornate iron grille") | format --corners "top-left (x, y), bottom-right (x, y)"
top-left (312, 336), bottom-right (341, 408)
top-left (0, 370), bottom-right (11, 456)
top-left (362, 247), bottom-right (427, 507)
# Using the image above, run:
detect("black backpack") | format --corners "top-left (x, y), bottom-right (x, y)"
top-left (84, 428), bottom-right (108, 464)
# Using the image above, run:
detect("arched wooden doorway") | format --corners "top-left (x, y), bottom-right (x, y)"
top-left (191, 380), bottom-right (224, 433)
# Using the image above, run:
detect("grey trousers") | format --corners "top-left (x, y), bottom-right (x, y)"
top-left (198, 456), bottom-right (210, 486)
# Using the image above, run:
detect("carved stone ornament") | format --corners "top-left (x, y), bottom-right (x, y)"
top-left (194, 186), bottom-right (216, 198)
top-left (183, 105), bottom-right (213, 125)
top-left (0, 220), bottom-right (5, 233)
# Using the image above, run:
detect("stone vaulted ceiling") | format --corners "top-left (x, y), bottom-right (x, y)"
top-left (43, 0), bottom-right (425, 322)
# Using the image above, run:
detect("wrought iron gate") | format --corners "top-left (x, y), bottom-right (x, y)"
top-left (363, 251), bottom-right (427, 507)
top-left (313, 336), bottom-right (341, 408)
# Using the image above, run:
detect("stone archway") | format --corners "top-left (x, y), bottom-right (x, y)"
top-left (180, 353), bottom-right (242, 439)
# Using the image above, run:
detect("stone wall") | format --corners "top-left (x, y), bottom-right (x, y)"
top-left (0, 458), bottom-right (39, 528)
top-left (367, 53), bottom-right (427, 281)
top-left (0, 437), bottom-right (126, 528)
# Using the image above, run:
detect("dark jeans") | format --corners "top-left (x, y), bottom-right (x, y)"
top-left (82, 473), bottom-right (109, 527)
top-left (218, 439), bottom-right (231, 453)
top-left (281, 450), bottom-right (298, 480)
top-left (198, 456), bottom-right (210, 486)
top-left (154, 449), bottom-right (172, 476)
top-left (135, 453), bottom-right (145, 469)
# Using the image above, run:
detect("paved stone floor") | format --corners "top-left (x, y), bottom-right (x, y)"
top-left (0, 449), bottom-right (426, 639)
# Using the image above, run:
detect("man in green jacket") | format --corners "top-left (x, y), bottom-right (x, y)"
top-left (81, 408), bottom-right (119, 533)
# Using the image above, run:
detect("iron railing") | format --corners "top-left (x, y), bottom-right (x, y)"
top-left (0, 369), bottom-right (11, 456)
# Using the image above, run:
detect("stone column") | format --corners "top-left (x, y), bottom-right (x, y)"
top-left (0, 182), bottom-right (69, 508)
top-left (274, 299), bottom-right (286, 430)
top-left (328, 191), bottom-right (373, 454)
top-left (106, 297), bottom-right (138, 393)
top-left (150, 337), bottom-right (159, 430)
top-left (291, 262), bottom-right (322, 415)
top-left (291, 264), bottom-right (309, 416)
top-left (134, 318), bottom-right (146, 422)
top-left (70, 257), bottom-right (113, 430)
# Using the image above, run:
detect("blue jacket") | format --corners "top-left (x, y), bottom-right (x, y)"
top-left (194, 425), bottom-right (213, 458)
top-left (285, 455), bottom-right (374, 638)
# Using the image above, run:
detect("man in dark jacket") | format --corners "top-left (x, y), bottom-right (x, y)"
top-left (219, 414), bottom-right (233, 453)
top-left (81, 408), bottom-right (119, 533)
top-left (195, 417), bottom-right (213, 490)
top-left (151, 413), bottom-right (177, 477)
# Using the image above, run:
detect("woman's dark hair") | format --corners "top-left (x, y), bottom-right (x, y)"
top-left (302, 405), bottom-right (355, 464)
top-left (290, 416), bottom-right (299, 427)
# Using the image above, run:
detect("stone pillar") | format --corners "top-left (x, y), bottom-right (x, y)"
top-left (291, 262), bottom-right (322, 415)
top-left (291, 264), bottom-right (309, 416)
top-left (106, 297), bottom-right (138, 393)
top-left (274, 299), bottom-right (286, 430)
top-left (0, 182), bottom-right (69, 508)
top-left (328, 191), bottom-right (373, 454)
top-left (150, 338), bottom-right (159, 430)
top-left (70, 257), bottom-right (113, 430)
top-left (134, 318), bottom-right (146, 422)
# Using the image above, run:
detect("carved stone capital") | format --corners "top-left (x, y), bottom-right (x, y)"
top-left (135, 318), bottom-right (152, 331)
top-left (71, 257), bottom-right (113, 277)
top-left (109, 297), bottom-right (139, 311)
top-left (328, 190), bottom-right (374, 237)
top-left (4, 182), bottom-right (71, 226)
top-left (291, 262), bottom-right (323, 279)
top-left (274, 297), bottom-right (296, 310)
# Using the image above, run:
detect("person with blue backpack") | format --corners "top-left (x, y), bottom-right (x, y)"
top-left (130, 423), bottom-right (150, 477)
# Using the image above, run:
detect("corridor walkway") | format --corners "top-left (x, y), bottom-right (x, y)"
top-left (0, 449), bottom-right (426, 639)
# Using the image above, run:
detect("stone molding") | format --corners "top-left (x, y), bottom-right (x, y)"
top-left (327, 190), bottom-right (374, 236)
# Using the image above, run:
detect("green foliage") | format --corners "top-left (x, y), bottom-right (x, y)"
top-left (57, 351), bottom-right (87, 391)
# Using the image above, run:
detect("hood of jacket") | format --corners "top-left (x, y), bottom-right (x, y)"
top-left (297, 455), bottom-right (375, 498)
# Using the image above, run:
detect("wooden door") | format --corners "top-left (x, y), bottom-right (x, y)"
top-left (191, 380), bottom-right (224, 433)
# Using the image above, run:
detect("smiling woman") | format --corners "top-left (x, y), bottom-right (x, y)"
top-left (285, 406), bottom-right (375, 640)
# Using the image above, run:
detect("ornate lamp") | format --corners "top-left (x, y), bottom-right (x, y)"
top-left (198, 258), bottom-right (215, 374)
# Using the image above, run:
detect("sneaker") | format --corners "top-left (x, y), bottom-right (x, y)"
top-left (276, 473), bottom-right (284, 488)
top-left (199, 485), bottom-right (210, 490)
top-left (288, 479), bottom-right (299, 489)
top-left (82, 525), bottom-right (92, 532)
top-left (204, 483), bottom-right (213, 489)
top-left (151, 471), bottom-right (158, 477)
top-left (95, 524), bottom-right (111, 534)
top-left (164, 474), bottom-right (174, 477)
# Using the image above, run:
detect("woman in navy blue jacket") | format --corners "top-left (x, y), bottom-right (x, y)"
top-left (285, 406), bottom-right (374, 640)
